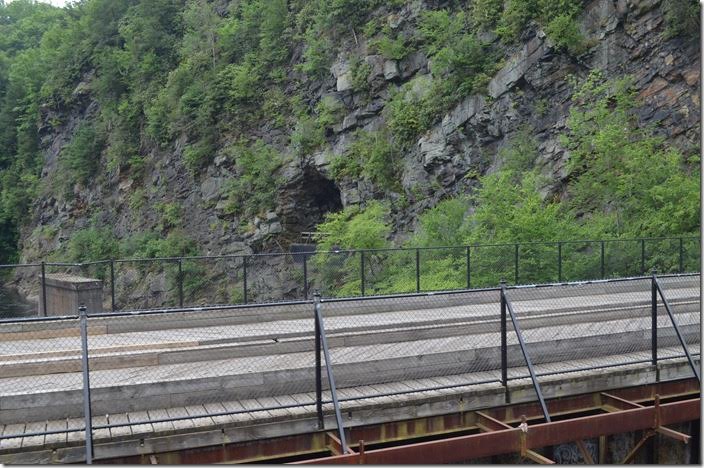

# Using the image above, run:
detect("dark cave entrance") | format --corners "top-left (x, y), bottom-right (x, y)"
top-left (279, 166), bottom-right (343, 237)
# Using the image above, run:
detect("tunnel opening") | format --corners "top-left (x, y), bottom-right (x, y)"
top-left (278, 165), bottom-right (343, 240)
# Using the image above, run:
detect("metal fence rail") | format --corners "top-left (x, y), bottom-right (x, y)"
top-left (0, 273), bottom-right (699, 463)
top-left (0, 235), bottom-right (699, 318)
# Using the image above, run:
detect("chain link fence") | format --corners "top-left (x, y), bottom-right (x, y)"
top-left (0, 236), bottom-right (699, 319)
top-left (0, 270), bottom-right (699, 459)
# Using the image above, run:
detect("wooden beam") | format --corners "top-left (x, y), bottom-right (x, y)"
top-left (620, 430), bottom-right (653, 464)
top-left (576, 440), bottom-right (594, 464)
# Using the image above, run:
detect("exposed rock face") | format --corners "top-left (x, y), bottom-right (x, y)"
top-left (18, 0), bottom-right (700, 298)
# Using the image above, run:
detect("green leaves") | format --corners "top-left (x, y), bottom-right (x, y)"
top-left (331, 129), bottom-right (399, 190)
top-left (222, 140), bottom-right (284, 219)
top-left (315, 201), bottom-right (391, 251)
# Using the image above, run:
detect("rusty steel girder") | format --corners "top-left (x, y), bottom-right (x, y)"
top-left (296, 398), bottom-right (699, 464)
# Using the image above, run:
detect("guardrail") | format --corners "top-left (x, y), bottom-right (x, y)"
top-left (0, 272), bottom-right (699, 463)
top-left (0, 235), bottom-right (699, 317)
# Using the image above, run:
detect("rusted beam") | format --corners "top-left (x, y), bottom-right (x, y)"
top-left (476, 412), bottom-right (554, 464)
top-left (296, 398), bottom-right (699, 464)
top-left (96, 379), bottom-right (699, 464)
top-left (475, 411), bottom-right (510, 432)
top-left (600, 392), bottom-right (643, 412)
top-left (326, 432), bottom-right (355, 456)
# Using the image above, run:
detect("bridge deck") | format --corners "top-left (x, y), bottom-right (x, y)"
top-left (0, 345), bottom-right (698, 452)
top-left (0, 275), bottom-right (699, 462)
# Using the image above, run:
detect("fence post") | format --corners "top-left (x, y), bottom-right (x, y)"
top-left (557, 242), bottom-right (562, 283)
top-left (79, 305), bottom-right (93, 464)
top-left (415, 248), bottom-right (420, 293)
top-left (651, 269), bottom-right (658, 381)
top-left (514, 244), bottom-right (519, 285)
top-left (600, 241), bottom-right (605, 279)
top-left (109, 259), bottom-right (116, 312)
top-left (360, 251), bottom-right (365, 297)
top-left (243, 256), bottom-right (248, 304)
top-left (641, 239), bottom-right (646, 275)
top-left (314, 292), bottom-right (324, 429)
top-left (466, 246), bottom-right (471, 289)
top-left (40, 261), bottom-right (47, 317)
top-left (679, 237), bottom-right (684, 273)
top-left (500, 280), bottom-right (508, 402)
top-left (303, 254), bottom-right (308, 300)
top-left (177, 259), bottom-right (184, 307)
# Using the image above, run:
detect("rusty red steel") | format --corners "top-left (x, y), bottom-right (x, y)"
top-left (295, 398), bottom-right (700, 464)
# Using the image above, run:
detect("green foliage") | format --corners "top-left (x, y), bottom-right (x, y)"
top-left (563, 70), bottom-right (700, 237)
top-left (470, 0), bottom-right (503, 31)
top-left (315, 95), bottom-right (345, 130)
top-left (349, 57), bottom-right (373, 93)
top-left (67, 226), bottom-right (120, 262)
top-left (60, 122), bottom-right (106, 186)
top-left (330, 129), bottom-right (399, 190)
top-left (663, 0), bottom-right (700, 40)
top-left (369, 25), bottom-right (409, 60)
top-left (315, 201), bottom-right (391, 251)
top-left (386, 75), bottom-right (442, 145)
top-left (291, 113), bottom-right (326, 157)
top-left (121, 230), bottom-right (199, 258)
top-left (222, 140), bottom-right (284, 219)
top-left (472, 0), bottom-right (585, 51)
top-left (156, 201), bottom-right (182, 231)
top-left (416, 8), bottom-right (498, 119)
top-left (313, 201), bottom-right (391, 297)
top-left (545, 14), bottom-right (585, 55)
top-left (499, 125), bottom-right (539, 175)
top-left (182, 137), bottom-right (216, 173)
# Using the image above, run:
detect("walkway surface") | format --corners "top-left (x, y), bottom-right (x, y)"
top-left (0, 275), bottom-right (699, 457)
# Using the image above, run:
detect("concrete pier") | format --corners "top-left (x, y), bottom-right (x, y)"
top-left (39, 273), bottom-right (103, 317)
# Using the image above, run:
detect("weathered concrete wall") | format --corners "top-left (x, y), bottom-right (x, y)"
top-left (39, 273), bottom-right (103, 316)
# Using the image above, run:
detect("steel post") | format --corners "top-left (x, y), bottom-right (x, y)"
top-left (466, 246), bottom-right (471, 289)
top-left (679, 237), bottom-right (684, 273)
top-left (243, 256), bottom-right (248, 304)
top-left (600, 241), bottom-right (605, 279)
top-left (315, 296), bottom-right (348, 453)
top-left (314, 293), bottom-right (323, 429)
top-left (415, 249), bottom-right (420, 293)
top-left (177, 259), bottom-right (184, 307)
top-left (651, 270), bottom-right (658, 375)
top-left (110, 259), bottom-right (116, 312)
top-left (360, 251), bottom-right (365, 297)
top-left (40, 261), bottom-right (47, 317)
top-left (79, 305), bottom-right (94, 464)
top-left (641, 239), bottom-right (646, 275)
top-left (503, 290), bottom-right (551, 422)
top-left (653, 277), bottom-right (700, 382)
top-left (303, 254), bottom-right (308, 300)
top-left (514, 244), bottom-right (519, 284)
top-left (500, 281), bottom-right (507, 391)
top-left (557, 242), bottom-right (562, 282)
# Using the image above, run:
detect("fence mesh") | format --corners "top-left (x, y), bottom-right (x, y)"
top-left (0, 272), bottom-right (699, 450)
top-left (654, 275), bottom-right (700, 363)
top-left (504, 275), bottom-right (700, 380)
top-left (320, 290), bottom-right (504, 404)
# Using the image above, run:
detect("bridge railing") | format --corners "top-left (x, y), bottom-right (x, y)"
top-left (0, 273), bottom-right (699, 459)
top-left (0, 235), bottom-right (699, 318)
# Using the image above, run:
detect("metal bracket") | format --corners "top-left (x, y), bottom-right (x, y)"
top-left (502, 287), bottom-right (551, 423)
